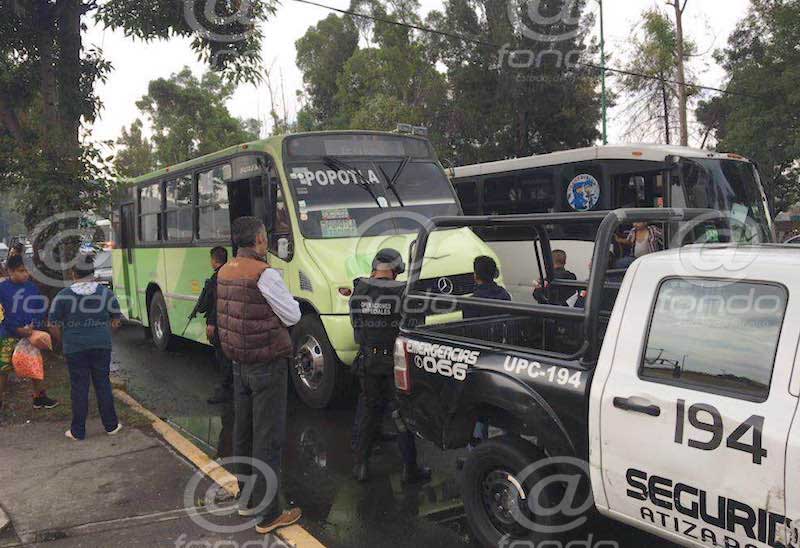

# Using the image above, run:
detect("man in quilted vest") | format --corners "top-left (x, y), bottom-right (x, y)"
top-left (217, 216), bottom-right (302, 534)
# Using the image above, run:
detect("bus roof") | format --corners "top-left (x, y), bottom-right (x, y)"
top-left (451, 144), bottom-right (753, 179)
top-left (125, 130), bottom-right (422, 185)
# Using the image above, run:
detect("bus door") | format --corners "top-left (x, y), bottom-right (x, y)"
top-left (118, 203), bottom-right (141, 320)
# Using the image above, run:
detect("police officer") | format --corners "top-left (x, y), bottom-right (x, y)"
top-left (350, 248), bottom-right (431, 484)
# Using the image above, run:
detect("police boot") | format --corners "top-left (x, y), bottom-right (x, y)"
top-left (402, 464), bottom-right (432, 485)
top-left (352, 462), bottom-right (369, 482)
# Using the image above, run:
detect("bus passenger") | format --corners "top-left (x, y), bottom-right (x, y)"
top-left (615, 222), bottom-right (663, 259)
top-left (462, 256), bottom-right (511, 319)
top-left (532, 249), bottom-right (578, 306)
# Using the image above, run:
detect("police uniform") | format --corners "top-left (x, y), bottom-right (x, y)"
top-left (349, 249), bottom-right (431, 484)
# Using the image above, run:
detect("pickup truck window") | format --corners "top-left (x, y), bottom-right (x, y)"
top-left (640, 278), bottom-right (787, 402)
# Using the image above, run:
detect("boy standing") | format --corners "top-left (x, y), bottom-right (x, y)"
top-left (49, 256), bottom-right (122, 440)
top-left (0, 254), bottom-right (58, 411)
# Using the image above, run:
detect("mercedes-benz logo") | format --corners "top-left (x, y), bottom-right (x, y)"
top-left (436, 277), bottom-right (454, 294)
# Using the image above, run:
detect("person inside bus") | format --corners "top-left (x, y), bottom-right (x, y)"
top-left (462, 256), bottom-right (511, 319)
top-left (197, 246), bottom-right (231, 404)
top-left (532, 249), bottom-right (578, 306)
top-left (615, 222), bottom-right (664, 260)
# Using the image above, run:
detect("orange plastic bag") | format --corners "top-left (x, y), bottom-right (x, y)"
top-left (12, 339), bottom-right (44, 381)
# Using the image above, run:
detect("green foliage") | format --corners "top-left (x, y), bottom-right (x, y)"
top-left (295, 0), bottom-right (602, 164)
top-left (1, 0), bottom-right (274, 283)
top-left (619, 8), bottom-right (697, 143)
top-left (696, 0), bottom-right (800, 212)
top-left (114, 119), bottom-right (156, 179)
top-left (127, 68), bottom-right (261, 169)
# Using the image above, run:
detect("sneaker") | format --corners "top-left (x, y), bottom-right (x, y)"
top-left (107, 424), bottom-right (123, 435)
top-left (254, 508), bottom-right (302, 534)
top-left (33, 393), bottom-right (59, 409)
top-left (65, 429), bottom-right (82, 441)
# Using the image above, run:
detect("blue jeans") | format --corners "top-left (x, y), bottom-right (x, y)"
top-left (66, 349), bottom-right (119, 440)
top-left (233, 359), bottom-right (287, 521)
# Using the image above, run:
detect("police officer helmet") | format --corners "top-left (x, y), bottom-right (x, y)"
top-left (372, 248), bottom-right (405, 275)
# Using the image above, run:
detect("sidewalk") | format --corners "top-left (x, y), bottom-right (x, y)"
top-left (0, 420), bottom-right (286, 547)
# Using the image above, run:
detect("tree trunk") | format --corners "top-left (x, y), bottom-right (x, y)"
top-left (672, 0), bottom-right (689, 146)
top-left (661, 76), bottom-right (671, 145)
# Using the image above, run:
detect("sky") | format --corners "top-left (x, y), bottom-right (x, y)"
top-left (84, 0), bottom-right (752, 150)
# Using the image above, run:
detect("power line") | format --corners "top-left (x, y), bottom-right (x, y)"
top-left (289, 0), bottom-right (761, 100)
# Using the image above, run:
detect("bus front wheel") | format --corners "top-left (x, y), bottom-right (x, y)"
top-left (291, 315), bottom-right (350, 409)
top-left (148, 291), bottom-right (173, 352)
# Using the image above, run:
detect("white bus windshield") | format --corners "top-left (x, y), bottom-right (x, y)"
top-left (678, 159), bottom-right (772, 243)
top-left (286, 160), bottom-right (460, 239)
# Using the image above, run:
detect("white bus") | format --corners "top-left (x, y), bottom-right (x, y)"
top-left (450, 145), bottom-right (774, 301)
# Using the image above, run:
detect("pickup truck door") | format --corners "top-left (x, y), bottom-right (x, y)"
top-left (597, 271), bottom-right (798, 548)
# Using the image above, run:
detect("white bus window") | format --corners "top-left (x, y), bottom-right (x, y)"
top-left (483, 169), bottom-right (555, 216)
top-left (455, 181), bottom-right (480, 215)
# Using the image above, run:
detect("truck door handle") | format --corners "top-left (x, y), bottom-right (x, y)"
top-left (613, 397), bottom-right (661, 417)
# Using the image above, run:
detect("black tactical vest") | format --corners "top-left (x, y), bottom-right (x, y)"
top-left (349, 277), bottom-right (405, 349)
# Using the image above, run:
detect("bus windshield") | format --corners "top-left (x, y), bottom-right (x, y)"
top-left (677, 158), bottom-right (772, 243)
top-left (285, 159), bottom-right (460, 239)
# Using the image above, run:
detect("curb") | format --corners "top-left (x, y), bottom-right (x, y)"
top-left (113, 389), bottom-right (325, 548)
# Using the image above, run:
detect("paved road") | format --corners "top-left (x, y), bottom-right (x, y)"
top-left (112, 324), bottom-right (675, 548)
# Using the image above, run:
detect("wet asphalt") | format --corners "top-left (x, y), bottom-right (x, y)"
top-left (111, 324), bottom-right (675, 548)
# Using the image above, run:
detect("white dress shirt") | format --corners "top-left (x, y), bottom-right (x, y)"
top-left (257, 269), bottom-right (302, 327)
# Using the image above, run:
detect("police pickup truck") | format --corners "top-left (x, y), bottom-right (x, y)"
top-left (395, 209), bottom-right (800, 548)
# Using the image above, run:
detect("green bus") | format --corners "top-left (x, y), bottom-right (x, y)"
top-left (112, 131), bottom-right (495, 408)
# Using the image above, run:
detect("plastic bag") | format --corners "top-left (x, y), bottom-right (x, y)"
top-left (29, 330), bottom-right (53, 351)
top-left (12, 339), bottom-right (44, 381)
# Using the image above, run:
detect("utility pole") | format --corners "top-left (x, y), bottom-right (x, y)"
top-left (598, 0), bottom-right (608, 145)
top-left (670, 0), bottom-right (689, 146)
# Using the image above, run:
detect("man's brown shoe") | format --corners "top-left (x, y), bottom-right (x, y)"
top-left (254, 508), bottom-right (302, 534)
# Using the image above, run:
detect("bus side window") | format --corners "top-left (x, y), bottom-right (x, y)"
top-left (455, 180), bottom-right (480, 215)
top-left (197, 164), bottom-right (232, 241)
top-left (138, 182), bottom-right (162, 242)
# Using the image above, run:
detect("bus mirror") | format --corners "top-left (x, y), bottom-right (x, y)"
top-left (277, 237), bottom-right (290, 260)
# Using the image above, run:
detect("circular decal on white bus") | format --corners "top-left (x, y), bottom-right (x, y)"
top-left (567, 174), bottom-right (600, 211)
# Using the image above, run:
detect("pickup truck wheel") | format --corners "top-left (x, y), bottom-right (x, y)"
top-left (462, 437), bottom-right (563, 547)
top-left (291, 315), bottom-right (350, 409)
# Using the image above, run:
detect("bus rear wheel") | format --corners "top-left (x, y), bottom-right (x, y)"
top-left (148, 291), bottom-right (173, 352)
top-left (291, 315), bottom-right (350, 409)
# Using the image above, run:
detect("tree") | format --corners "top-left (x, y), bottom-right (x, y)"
top-left (114, 119), bottom-right (155, 178)
top-left (619, 9), bottom-right (697, 144)
top-left (428, 0), bottom-right (602, 163)
top-left (667, 0), bottom-right (690, 146)
top-left (0, 0), bottom-right (275, 285)
top-left (696, 0), bottom-right (800, 213)
top-left (295, 0), bottom-right (602, 164)
top-left (132, 68), bottom-right (261, 167)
